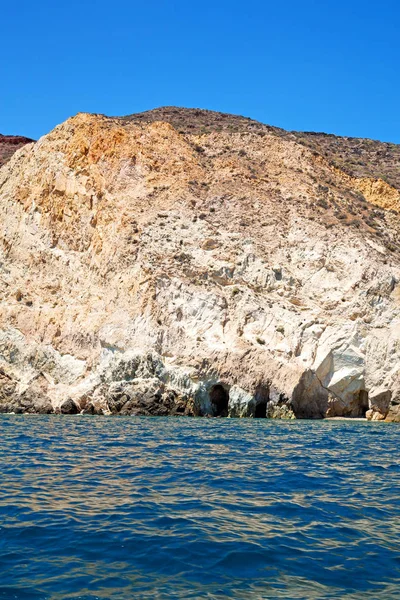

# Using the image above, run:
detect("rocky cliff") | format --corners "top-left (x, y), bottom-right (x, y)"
top-left (1, 107), bottom-right (399, 420)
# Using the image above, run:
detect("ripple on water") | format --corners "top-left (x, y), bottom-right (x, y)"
top-left (0, 416), bottom-right (400, 599)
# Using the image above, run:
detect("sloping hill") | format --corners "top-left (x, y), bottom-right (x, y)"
top-left (124, 106), bottom-right (400, 189)
top-left (291, 130), bottom-right (400, 191)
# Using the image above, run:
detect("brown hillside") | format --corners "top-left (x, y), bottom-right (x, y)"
top-left (0, 134), bottom-right (35, 168)
top-left (123, 107), bottom-right (400, 191)
top-left (291, 131), bottom-right (400, 191)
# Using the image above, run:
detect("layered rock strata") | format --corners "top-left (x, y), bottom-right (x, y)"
top-left (0, 108), bottom-right (399, 420)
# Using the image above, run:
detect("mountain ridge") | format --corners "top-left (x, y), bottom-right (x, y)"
top-left (2, 106), bottom-right (399, 189)
top-left (120, 107), bottom-right (400, 190)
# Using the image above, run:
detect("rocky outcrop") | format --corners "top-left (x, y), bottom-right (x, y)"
top-left (0, 107), bottom-right (399, 419)
top-left (0, 370), bottom-right (53, 414)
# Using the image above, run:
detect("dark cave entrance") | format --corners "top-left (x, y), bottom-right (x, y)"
top-left (254, 384), bottom-right (269, 418)
top-left (255, 402), bottom-right (267, 418)
top-left (359, 390), bottom-right (369, 418)
top-left (210, 384), bottom-right (229, 417)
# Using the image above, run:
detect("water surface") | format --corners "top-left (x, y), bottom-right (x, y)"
top-left (0, 416), bottom-right (399, 599)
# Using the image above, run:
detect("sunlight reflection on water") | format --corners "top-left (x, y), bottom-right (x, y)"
top-left (0, 416), bottom-right (399, 599)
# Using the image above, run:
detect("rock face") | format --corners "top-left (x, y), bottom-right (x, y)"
top-left (0, 107), bottom-right (399, 420)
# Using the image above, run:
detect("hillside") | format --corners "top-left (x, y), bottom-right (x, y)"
top-left (291, 130), bottom-right (400, 191)
top-left (125, 107), bottom-right (400, 190)
top-left (0, 133), bottom-right (34, 168)
top-left (0, 107), bottom-right (399, 420)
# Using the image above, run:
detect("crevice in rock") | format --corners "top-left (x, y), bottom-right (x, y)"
top-left (254, 383), bottom-right (269, 418)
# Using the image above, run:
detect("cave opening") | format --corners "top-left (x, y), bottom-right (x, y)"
top-left (254, 384), bottom-right (269, 418)
top-left (359, 390), bottom-right (369, 417)
top-left (209, 384), bottom-right (229, 417)
top-left (255, 402), bottom-right (267, 418)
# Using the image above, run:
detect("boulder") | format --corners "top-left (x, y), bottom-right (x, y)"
top-left (366, 388), bottom-right (392, 420)
top-left (59, 398), bottom-right (79, 414)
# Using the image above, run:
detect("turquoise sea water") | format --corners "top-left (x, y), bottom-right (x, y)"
top-left (0, 416), bottom-right (399, 599)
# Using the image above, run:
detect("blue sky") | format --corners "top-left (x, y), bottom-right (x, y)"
top-left (1, 0), bottom-right (399, 142)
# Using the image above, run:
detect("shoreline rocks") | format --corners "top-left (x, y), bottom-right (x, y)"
top-left (0, 347), bottom-right (398, 421)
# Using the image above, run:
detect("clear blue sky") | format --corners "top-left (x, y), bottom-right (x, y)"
top-left (1, 0), bottom-right (399, 142)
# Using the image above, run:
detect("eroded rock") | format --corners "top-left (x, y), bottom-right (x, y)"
top-left (0, 109), bottom-right (400, 419)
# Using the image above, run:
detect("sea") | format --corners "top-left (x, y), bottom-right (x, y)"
top-left (0, 416), bottom-right (399, 599)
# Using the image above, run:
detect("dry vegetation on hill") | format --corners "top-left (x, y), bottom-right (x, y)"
top-left (123, 106), bottom-right (400, 190)
top-left (291, 131), bottom-right (400, 191)
top-left (121, 106), bottom-right (277, 135)
top-left (3, 107), bottom-right (399, 192)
